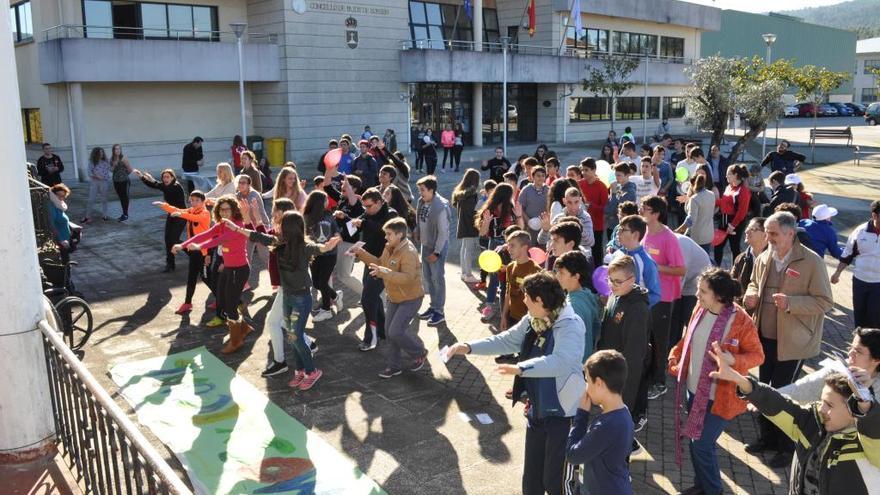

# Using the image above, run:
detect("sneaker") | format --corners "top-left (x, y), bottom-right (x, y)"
top-left (418, 309), bottom-right (435, 320)
top-left (494, 354), bottom-right (516, 364)
top-left (205, 316), bottom-right (225, 327)
top-left (634, 416), bottom-right (647, 433)
top-left (333, 290), bottom-right (344, 312)
top-left (630, 439), bottom-right (645, 457)
top-left (261, 360), bottom-right (289, 377)
top-left (480, 305), bottom-right (496, 322)
top-left (744, 440), bottom-right (776, 455)
top-left (175, 303), bottom-right (193, 315)
top-left (80, 217), bottom-right (91, 224)
top-left (118, 214), bottom-right (128, 222)
top-left (287, 370), bottom-right (306, 388)
top-left (427, 312), bottom-right (445, 326)
top-left (358, 341), bottom-right (377, 352)
top-left (243, 281), bottom-right (251, 291)
top-left (309, 340), bottom-right (318, 356)
top-left (410, 354), bottom-right (427, 372)
top-left (313, 309), bottom-right (333, 322)
top-left (473, 282), bottom-right (487, 290)
top-left (378, 368), bottom-right (402, 379)
top-left (298, 369), bottom-right (323, 390)
top-left (462, 275), bottom-right (480, 284)
top-left (647, 384), bottom-right (668, 400)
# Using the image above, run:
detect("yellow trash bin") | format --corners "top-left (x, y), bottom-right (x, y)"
top-left (265, 137), bottom-right (287, 167)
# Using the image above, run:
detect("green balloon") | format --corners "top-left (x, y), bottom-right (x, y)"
top-left (675, 166), bottom-right (689, 183)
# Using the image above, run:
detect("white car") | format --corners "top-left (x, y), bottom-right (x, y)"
top-left (784, 106), bottom-right (799, 117)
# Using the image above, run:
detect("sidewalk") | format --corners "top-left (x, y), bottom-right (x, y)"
top-left (1, 454), bottom-right (81, 495)
top-left (52, 134), bottom-right (874, 494)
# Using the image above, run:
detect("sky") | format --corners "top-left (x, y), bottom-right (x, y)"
top-left (680, 0), bottom-right (851, 13)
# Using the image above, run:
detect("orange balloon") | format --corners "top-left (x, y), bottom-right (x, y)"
top-left (323, 148), bottom-right (343, 170)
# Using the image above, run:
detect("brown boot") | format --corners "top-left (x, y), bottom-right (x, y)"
top-left (240, 320), bottom-right (253, 339)
top-left (221, 320), bottom-right (243, 354)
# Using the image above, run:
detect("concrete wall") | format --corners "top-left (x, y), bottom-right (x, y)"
top-left (701, 11), bottom-right (857, 95)
top-left (247, 0), bottom-right (290, 145)
top-left (551, 0), bottom-right (720, 31)
top-left (39, 38), bottom-right (280, 83)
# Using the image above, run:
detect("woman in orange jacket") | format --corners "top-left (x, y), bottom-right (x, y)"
top-left (159, 190), bottom-right (212, 314)
top-left (667, 268), bottom-right (764, 495)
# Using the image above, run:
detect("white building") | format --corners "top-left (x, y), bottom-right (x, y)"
top-left (855, 37), bottom-right (880, 105)
top-left (12, 0), bottom-right (720, 181)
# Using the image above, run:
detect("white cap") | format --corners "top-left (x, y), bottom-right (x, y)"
top-left (784, 174), bottom-right (802, 186)
top-left (812, 204), bottom-right (838, 221)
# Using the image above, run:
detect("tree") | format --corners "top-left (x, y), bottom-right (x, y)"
top-left (788, 65), bottom-right (850, 162)
top-left (582, 55), bottom-right (641, 131)
top-left (684, 55), bottom-right (789, 163)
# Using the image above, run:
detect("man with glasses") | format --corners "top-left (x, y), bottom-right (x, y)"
top-left (597, 255), bottom-right (651, 451)
top-left (610, 215), bottom-right (661, 307)
top-left (761, 139), bottom-right (806, 176)
top-left (352, 188), bottom-right (399, 351)
top-left (743, 211), bottom-right (833, 467)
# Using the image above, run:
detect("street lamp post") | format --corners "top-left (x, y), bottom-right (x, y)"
top-left (230, 22), bottom-right (248, 141)
top-left (761, 33), bottom-right (777, 159)
top-left (501, 36), bottom-right (510, 155)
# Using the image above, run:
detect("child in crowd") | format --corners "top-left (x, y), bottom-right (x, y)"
top-left (503, 171), bottom-right (521, 202)
top-left (597, 255), bottom-right (652, 450)
top-left (609, 215), bottom-right (661, 307)
top-left (158, 190), bottom-right (211, 315)
top-left (545, 157), bottom-right (561, 185)
top-left (453, 169), bottom-right (482, 284)
top-left (578, 158), bottom-right (610, 265)
top-left (605, 163), bottom-right (637, 238)
top-left (566, 349), bottom-right (635, 495)
top-left (604, 201), bottom-right (639, 258)
top-left (631, 157), bottom-right (660, 203)
top-left (554, 250), bottom-right (601, 362)
top-left (500, 231), bottom-right (542, 332)
top-left (475, 180), bottom-right (497, 289)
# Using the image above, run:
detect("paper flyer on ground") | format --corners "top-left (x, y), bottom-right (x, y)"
top-left (110, 347), bottom-right (386, 495)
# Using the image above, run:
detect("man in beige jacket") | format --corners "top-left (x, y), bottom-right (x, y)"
top-left (743, 211), bottom-right (833, 467)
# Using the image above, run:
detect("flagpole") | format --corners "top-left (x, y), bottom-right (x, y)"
top-left (557, 0), bottom-right (576, 56)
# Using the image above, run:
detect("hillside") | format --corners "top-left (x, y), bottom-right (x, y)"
top-left (780, 0), bottom-right (880, 40)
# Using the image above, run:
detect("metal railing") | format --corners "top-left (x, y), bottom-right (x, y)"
top-left (400, 39), bottom-right (692, 64)
top-left (39, 319), bottom-right (192, 495)
top-left (42, 24), bottom-right (278, 44)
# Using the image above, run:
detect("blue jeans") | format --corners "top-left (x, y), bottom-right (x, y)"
top-left (421, 243), bottom-right (448, 314)
top-left (283, 290), bottom-right (315, 373)
top-left (687, 394), bottom-right (728, 495)
top-left (361, 265), bottom-right (386, 342)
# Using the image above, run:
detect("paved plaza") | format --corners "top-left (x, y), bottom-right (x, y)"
top-left (50, 121), bottom-right (878, 494)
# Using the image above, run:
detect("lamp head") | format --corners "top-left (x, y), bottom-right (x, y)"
top-left (230, 22), bottom-right (247, 38)
top-left (762, 33), bottom-right (777, 45)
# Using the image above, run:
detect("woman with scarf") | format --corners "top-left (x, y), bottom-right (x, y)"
top-left (713, 164), bottom-right (752, 267)
top-left (667, 268), bottom-right (764, 495)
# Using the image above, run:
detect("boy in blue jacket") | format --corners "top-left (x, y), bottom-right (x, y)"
top-left (611, 214), bottom-right (661, 307)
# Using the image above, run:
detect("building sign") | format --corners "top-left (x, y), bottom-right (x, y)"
top-left (308, 2), bottom-right (389, 16)
top-left (345, 17), bottom-right (358, 49)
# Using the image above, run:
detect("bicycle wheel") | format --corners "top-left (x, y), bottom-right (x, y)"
top-left (55, 296), bottom-right (93, 351)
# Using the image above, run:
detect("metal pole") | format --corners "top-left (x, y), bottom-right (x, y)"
top-left (502, 36), bottom-right (509, 154)
top-left (762, 40), bottom-right (773, 159)
top-left (236, 36), bottom-right (247, 139)
top-left (642, 56), bottom-right (648, 143)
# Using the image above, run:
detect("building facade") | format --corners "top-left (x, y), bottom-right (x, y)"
top-left (855, 37), bottom-right (879, 104)
top-left (13, 0), bottom-right (720, 180)
top-left (701, 10), bottom-right (857, 103)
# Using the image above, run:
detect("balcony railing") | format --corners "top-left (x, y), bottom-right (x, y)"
top-left (42, 24), bottom-right (278, 44)
top-left (39, 318), bottom-right (191, 495)
top-left (399, 39), bottom-right (692, 65)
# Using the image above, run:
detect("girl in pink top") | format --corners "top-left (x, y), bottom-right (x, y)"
top-left (440, 125), bottom-right (456, 173)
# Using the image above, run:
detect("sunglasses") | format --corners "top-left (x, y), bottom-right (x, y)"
top-left (608, 275), bottom-right (634, 286)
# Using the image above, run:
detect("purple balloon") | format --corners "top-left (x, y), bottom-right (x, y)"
top-left (592, 266), bottom-right (611, 297)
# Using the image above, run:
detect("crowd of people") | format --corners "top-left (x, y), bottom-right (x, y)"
top-left (36, 126), bottom-right (880, 495)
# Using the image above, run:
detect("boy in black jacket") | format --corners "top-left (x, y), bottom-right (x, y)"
top-left (597, 255), bottom-right (652, 451)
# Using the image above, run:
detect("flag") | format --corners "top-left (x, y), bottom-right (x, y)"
top-left (528, 0), bottom-right (536, 37)
top-left (464, 0), bottom-right (472, 20)
top-left (571, 0), bottom-right (583, 33)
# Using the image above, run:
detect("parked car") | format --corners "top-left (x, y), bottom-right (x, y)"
top-left (784, 106), bottom-right (799, 117)
top-left (845, 102), bottom-right (866, 116)
top-left (829, 102), bottom-right (853, 116)
top-left (818, 104), bottom-right (838, 116)
top-left (796, 102), bottom-right (817, 117)
top-left (866, 102), bottom-right (880, 126)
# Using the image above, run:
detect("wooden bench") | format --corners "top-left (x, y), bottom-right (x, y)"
top-left (854, 146), bottom-right (880, 166)
top-left (809, 127), bottom-right (853, 147)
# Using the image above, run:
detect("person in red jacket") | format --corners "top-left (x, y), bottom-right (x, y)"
top-left (714, 164), bottom-right (752, 266)
top-left (578, 157), bottom-right (609, 265)
top-left (231, 134), bottom-right (248, 175)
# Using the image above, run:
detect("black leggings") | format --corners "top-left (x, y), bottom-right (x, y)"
top-left (713, 223), bottom-right (745, 266)
top-left (164, 217), bottom-right (187, 267)
top-left (452, 144), bottom-right (463, 170)
top-left (425, 154), bottom-right (437, 175)
top-left (184, 250), bottom-right (208, 304)
top-left (441, 147), bottom-right (453, 169)
top-left (310, 255), bottom-right (337, 310)
top-left (217, 265), bottom-right (249, 320)
top-left (415, 150), bottom-right (424, 171)
top-left (113, 180), bottom-right (130, 216)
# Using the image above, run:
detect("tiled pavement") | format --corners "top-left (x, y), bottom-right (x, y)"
top-left (54, 133), bottom-right (875, 494)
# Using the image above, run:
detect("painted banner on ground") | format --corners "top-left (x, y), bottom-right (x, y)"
top-left (110, 347), bottom-right (385, 495)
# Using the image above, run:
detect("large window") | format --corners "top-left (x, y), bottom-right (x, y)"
top-left (21, 109), bottom-right (42, 144)
top-left (660, 36), bottom-right (684, 61)
top-left (864, 59), bottom-right (880, 75)
top-left (612, 31), bottom-right (657, 56)
top-left (616, 97), bottom-right (660, 120)
top-left (408, 1), bottom-right (499, 49)
top-left (561, 21), bottom-right (608, 53)
top-left (664, 97), bottom-right (686, 119)
top-left (569, 97), bottom-right (611, 122)
top-left (83, 1), bottom-right (218, 40)
top-left (862, 88), bottom-right (878, 104)
top-left (10, 1), bottom-right (33, 43)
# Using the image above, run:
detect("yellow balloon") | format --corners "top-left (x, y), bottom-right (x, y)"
top-left (478, 250), bottom-right (503, 273)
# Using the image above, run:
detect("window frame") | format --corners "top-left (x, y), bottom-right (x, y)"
top-left (864, 59), bottom-right (880, 75)
top-left (663, 97), bottom-right (686, 119)
top-left (612, 30), bottom-right (658, 57)
top-left (408, 1), bottom-right (498, 49)
top-left (861, 87), bottom-right (878, 104)
top-left (569, 96), bottom-right (612, 122)
top-left (10, 1), bottom-right (33, 44)
top-left (81, 0), bottom-right (219, 41)
top-left (21, 108), bottom-right (42, 144)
